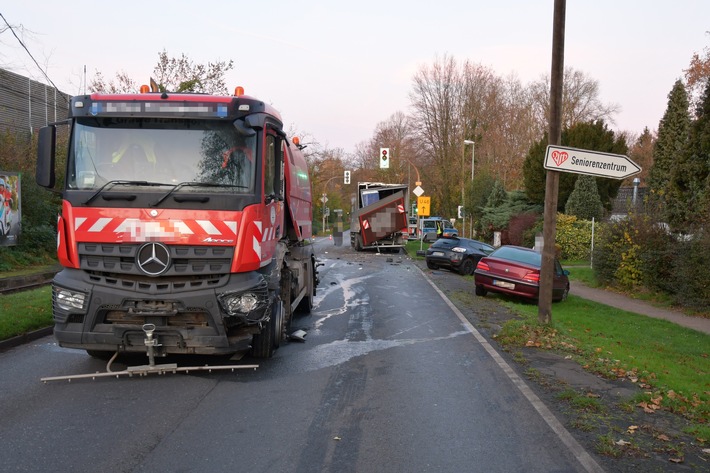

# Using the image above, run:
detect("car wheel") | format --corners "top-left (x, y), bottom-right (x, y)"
top-left (475, 285), bottom-right (487, 297)
top-left (555, 285), bottom-right (569, 303)
top-left (426, 260), bottom-right (438, 270)
top-left (459, 259), bottom-right (475, 276)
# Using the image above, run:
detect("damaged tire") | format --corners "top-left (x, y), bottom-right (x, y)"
top-left (251, 298), bottom-right (284, 359)
top-left (296, 256), bottom-right (315, 314)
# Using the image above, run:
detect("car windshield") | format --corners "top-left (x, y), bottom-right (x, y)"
top-left (67, 117), bottom-right (256, 193)
top-left (491, 246), bottom-right (541, 266)
top-left (477, 242), bottom-right (495, 254)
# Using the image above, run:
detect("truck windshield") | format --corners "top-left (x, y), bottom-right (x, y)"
top-left (67, 117), bottom-right (256, 193)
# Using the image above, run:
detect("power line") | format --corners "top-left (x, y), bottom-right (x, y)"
top-left (0, 12), bottom-right (61, 91)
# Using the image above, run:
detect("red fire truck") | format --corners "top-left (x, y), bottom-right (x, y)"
top-left (36, 84), bottom-right (317, 359)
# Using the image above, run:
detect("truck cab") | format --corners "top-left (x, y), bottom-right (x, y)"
top-left (35, 85), bottom-right (317, 359)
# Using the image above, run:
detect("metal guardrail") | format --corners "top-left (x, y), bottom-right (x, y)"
top-left (0, 269), bottom-right (59, 295)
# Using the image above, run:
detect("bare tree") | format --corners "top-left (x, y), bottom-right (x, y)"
top-left (152, 50), bottom-right (233, 94)
top-left (90, 70), bottom-right (138, 94)
top-left (409, 54), bottom-right (466, 216)
top-left (684, 32), bottom-right (710, 113)
top-left (471, 73), bottom-right (538, 189)
top-left (529, 67), bottom-right (619, 134)
top-left (623, 127), bottom-right (655, 186)
top-left (89, 50), bottom-right (234, 94)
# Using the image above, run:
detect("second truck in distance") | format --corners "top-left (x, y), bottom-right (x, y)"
top-left (350, 182), bottom-right (409, 251)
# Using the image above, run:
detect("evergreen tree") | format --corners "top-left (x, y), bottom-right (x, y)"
top-left (565, 174), bottom-right (603, 220)
top-left (647, 80), bottom-right (691, 219)
top-left (666, 78), bottom-right (710, 231)
top-left (486, 180), bottom-right (507, 207)
top-left (523, 120), bottom-right (627, 211)
top-left (522, 135), bottom-right (548, 205)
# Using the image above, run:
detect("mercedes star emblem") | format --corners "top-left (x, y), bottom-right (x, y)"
top-left (136, 242), bottom-right (171, 276)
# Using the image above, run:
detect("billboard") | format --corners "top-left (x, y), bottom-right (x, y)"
top-left (0, 171), bottom-right (21, 246)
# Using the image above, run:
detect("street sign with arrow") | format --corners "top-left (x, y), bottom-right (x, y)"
top-left (544, 145), bottom-right (641, 180)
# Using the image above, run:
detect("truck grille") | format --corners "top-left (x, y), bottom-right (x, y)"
top-left (79, 243), bottom-right (233, 293)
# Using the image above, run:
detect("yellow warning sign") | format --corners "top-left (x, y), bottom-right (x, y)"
top-left (417, 196), bottom-right (431, 217)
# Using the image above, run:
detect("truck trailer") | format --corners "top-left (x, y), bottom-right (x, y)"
top-left (36, 83), bottom-right (317, 359)
top-left (350, 182), bottom-right (408, 251)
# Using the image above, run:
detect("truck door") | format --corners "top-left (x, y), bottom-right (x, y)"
top-left (262, 132), bottom-right (284, 250)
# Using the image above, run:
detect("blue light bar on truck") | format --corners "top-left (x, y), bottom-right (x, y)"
top-left (79, 101), bottom-right (230, 118)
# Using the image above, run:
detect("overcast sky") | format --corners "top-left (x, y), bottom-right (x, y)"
top-left (2, 1), bottom-right (708, 152)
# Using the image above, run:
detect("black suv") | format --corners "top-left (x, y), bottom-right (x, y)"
top-left (425, 236), bottom-right (495, 275)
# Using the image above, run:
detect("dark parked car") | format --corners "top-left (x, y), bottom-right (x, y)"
top-left (473, 245), bottom-right (570, 302)
top-left (426, 236), bottom-right (495, 275)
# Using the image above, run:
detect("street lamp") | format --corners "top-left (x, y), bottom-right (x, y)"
top-left (464, 140), bottom-right (475, 180)
top-left (462, 140), bottom-right (475, 238)
top-left (632, 177), bottom-right (641, 206)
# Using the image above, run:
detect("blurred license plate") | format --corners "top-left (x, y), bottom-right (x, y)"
top-left (432, 251), bottom-right (444, 257)
top-left (493, 280), bottom-right (515, 290)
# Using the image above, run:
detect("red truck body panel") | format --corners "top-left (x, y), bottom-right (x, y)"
top-left (358, 192), bottom-right (407, 247)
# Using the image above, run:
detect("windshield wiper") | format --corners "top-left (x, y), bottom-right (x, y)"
top-left (83, 180), bottom-right (168, 205)
top-left (150, 182), bottom-right (247, 207)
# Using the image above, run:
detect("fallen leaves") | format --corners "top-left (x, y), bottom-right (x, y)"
top-left (637, 395), bottom-right (663, 414)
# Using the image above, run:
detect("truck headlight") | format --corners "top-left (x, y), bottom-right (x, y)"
top-left (218, 291), bottom-right (268, 317)
top-left (53, 286), bottom-right (87, 312)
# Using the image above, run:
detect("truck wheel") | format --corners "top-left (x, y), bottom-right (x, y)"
top-left (296, 257), bottom-right (315, 314)
top-left (354, 234), bottom-right (363, 252)
top-left (251, 299), bottom-right (284, 358)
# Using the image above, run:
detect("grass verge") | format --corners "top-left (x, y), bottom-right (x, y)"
top-left (494, 295), bottom-right (710, 443)
top-left (404, 239), bottom-right (430, 259)
top-left (0, 287), bottom-right (53, 340)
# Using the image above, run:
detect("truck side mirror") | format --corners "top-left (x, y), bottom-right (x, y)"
top-left (36, 126), bottom-right (56, 188)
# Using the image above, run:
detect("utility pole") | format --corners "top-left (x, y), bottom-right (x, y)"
top-left (538, 0), bottom-right (566, 324)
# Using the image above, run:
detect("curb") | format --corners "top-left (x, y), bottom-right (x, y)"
top-left (0, 326), bottom-right (54, 353)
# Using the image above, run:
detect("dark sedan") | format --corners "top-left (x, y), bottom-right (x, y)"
top-left (473, 245), bottom-right (570, 302)
top-left (426, 236), bottom-right (495, 275)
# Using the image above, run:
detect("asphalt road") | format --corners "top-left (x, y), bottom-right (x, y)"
top-left (0, 235), bottom-right (603, 472)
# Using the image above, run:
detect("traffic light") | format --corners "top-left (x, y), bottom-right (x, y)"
top-left (379, 148), bottom-right (390, 169)
top-left (457, 205), bottom-right (463, 219)
top-left (344, 170), bottom-right (351, 184)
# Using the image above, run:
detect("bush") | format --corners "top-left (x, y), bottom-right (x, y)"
top-left (591, 213), bottom-right (709, 301)
top-left (0, 130), bottom-right (63, 271)
top-left (592, 218), bottom-right (642, 289)
top-left (555, 213), bottom-right (597, 261)
top-left (507, 212), bottom-right (540, 246)
top-left (635, 216), bottom-right (676, 294)
top-left (672, 232), bottom-right (710, 310)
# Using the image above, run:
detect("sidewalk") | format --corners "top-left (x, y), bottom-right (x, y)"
top-left (570, 281), bottom-right (710, 336)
